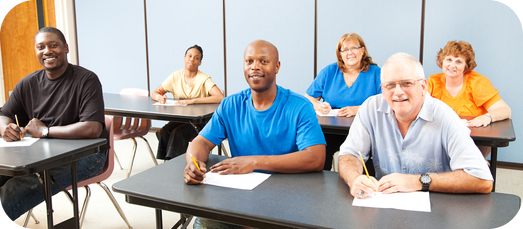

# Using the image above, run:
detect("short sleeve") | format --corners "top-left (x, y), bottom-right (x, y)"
top-left (306, 64), bottom-right (332, 98)
top-left (199, 99), bottom-right (228, 146)
top-left (295, 101), bottom-right (326, 151)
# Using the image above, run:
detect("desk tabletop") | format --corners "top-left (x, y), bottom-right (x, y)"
top-left (0, 138), bottom-right (106, 176)
top-left (113, 154), bottom-right (520, 229)
top-left (318, 115), bottom-right (516, 143)
top-left (103, 93), bottom-right (219, 124)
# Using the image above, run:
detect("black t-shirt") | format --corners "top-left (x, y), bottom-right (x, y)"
top-left (0, 64), bottom-right (109, 152)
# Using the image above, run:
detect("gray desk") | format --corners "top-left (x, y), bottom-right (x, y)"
top-left (0, 138), bottom-right (106, 229)
top-left (103, 93), bottom-right (219, 124)
top-left (113, 154), bottom-right (521, 229)
top-left (317, 115), bottom-right (516, 191)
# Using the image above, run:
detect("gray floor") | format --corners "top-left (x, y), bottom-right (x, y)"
top-left (8, 131), bottom-right (523, 228)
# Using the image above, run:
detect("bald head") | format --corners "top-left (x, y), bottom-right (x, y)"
top-left (381, 52), bottom-right (425, 82)
top-left (245, 40), bottom-right (279, 62)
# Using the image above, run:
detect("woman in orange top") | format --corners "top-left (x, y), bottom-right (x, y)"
top-left (428, 40), bottom-right (511, 157)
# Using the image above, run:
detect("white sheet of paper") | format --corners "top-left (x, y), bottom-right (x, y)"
top-left (203, 172), bottom-right (271, 190)
top-left (352, 191), bottom-right (431, 212)
top-left (0, 137), bottom-right (39, 147)
top-left (316, 109), bottom-right (340, 117)
top-left (153, 100), bottom-right (187, 106)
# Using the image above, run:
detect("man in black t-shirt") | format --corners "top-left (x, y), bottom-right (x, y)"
top-left (0, 27), bottom-right (108, 221)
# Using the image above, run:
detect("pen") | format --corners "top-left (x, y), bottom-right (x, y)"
top-left (190, 153), bottom-right (202, 171)
top-left (357, 150), bottom-right (370, 179)
top-left (15, 115), bottom-right (22, 139)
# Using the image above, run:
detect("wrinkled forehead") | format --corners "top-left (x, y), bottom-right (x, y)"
top-left (382, 61), bottom-right (417, 81)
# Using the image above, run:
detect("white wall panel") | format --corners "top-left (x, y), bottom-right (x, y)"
top-left (317, 0), bottom-right (422, 72)
top-left (76, 0), bottom-right (147, 94)
top-left (225, 0), bottom-right (315, 95)
top-left (146, 0), bottom-right (225, 98)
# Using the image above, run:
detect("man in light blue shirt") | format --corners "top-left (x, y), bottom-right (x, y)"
top-left (338, 53), bottom-right (493, 199)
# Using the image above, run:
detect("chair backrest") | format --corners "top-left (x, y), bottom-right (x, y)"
top-left (66, 116), bottom-right (115, 189)
top-left (113, 89), bottom-right (151, 138)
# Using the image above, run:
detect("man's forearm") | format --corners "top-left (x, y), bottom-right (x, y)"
top-left (252, 144), bottom-right (325, 173)
top-left (47, 121), bottom-right (102, 139)
top-left (338, 154), bottom-right (364, 188)
top-left (429, 170), bottom-right (493, 193)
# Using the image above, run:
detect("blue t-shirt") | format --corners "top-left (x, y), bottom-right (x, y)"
top-left (306, 63), bottom-right (382, 108)
top-left (200, 85), bottom-right (326, 157)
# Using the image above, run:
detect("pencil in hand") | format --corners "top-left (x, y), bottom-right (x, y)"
top-left (190, 153), bottom-right (202, 171)
top-left (15, 114), bottom-right (22, 139)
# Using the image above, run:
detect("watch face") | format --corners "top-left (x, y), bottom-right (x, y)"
top-left (421, 175), bottom-right (431, 183)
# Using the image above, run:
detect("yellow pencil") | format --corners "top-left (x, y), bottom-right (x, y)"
top-left (190, 153), bottom-right (201, 171)
top-left (357, 150), bottom-right (370, 179)
top-left (15, 115), bottom-right (22, 139)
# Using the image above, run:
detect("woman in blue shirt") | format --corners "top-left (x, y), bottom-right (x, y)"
top-left (305, 33), bottom-right (381, 170)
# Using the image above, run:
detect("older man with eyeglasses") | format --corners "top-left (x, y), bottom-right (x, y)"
top-left (338, 53), bottom-right (493, 199)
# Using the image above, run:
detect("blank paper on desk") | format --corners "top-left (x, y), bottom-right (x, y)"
top-left (0, 137), bottom-right (39, 147)
top-left (352, 191), bottom-right (431, 212)
top-left (203, 172), bottom-right (271, 190)
top-left (316, 109), bottom-right (340, 117)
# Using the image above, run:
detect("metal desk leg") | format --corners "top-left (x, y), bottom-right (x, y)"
top-left (490, 147), bottom-right (498, 192)
top-left (43, 170), bottom-right (54, 228)
top-left (156, 209), bottom-right (163, 229)
top-left (71, 161), bottom-right (80, 228)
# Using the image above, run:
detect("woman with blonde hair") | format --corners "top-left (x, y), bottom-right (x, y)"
top-left (305, 33), bottom-right (381, 170)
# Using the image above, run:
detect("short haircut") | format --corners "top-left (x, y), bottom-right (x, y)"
top-left (185, 44), bottom-right (203, 61)
top-left (335, 33), bottom-right (376, 73)
top-left (381, 52), bottom-right (425, 82)
top-left (35, 27), bottom-right (67, 46)
top-left (436, 40), bottom-right (477, 73)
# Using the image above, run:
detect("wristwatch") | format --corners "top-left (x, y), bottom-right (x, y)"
top-left (42, 126), bottom-right (49, 138)
top-left (420, 174), bottom-right (431, 191)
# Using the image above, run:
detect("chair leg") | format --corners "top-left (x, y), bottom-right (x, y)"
top-left (97, 181), bottom-right (133, 229)
top-left (23, 209), bottom-right (40, 227)
top-left (114, 150), bottom-right (124, 170)
top-left (126, 138), bottom-right (138, 178)
top-left (138, 136), bottom-right (158, 166)
top-left (78, 186), bottom-right (91, 229)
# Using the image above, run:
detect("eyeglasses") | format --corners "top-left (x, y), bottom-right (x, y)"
top-left (340, 46), bottom-right (361, 53)
top-left (382, 79), bottom-right (423, 91)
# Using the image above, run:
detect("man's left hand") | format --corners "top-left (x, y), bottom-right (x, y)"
top-left (24, 118), bottom-right (47, 138)
top-left (378, 173), bottom-right (422, 194)
top-left (209, 157), bottom-right (255, 175)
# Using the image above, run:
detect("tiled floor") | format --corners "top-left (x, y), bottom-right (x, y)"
top-left (4, 131), bottom-right (523, 228)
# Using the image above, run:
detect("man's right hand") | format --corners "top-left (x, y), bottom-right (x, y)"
top-left (2, 123), bottom-right (24, 142)
top-left (183, 161), bottom-right (207, 184)
top-left (351, 174), bottom-right (379, 199)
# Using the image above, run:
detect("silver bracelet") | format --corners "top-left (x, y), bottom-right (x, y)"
top-left (485, 113), bottom-right (493, 123)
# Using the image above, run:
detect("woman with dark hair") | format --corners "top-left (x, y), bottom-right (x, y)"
top-left (152, 45), bottom-right (224, 160)
top-left (428, 40), bottom-right (511, 157)
top-left (304, 33), bottom-right (381, 170)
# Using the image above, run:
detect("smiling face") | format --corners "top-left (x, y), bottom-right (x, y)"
top-left (340, 39), bottom-right (364, 70)
top-left (381, 57), bottom-right (427, 122)
top-left (441, 55), bottom-right (466, 79)
top-left (243, 40), bottom-right (280, 93)
top-left (35, 32), bottom-right (69, 78)
top-left (184, 48), bottom-right (202, 72)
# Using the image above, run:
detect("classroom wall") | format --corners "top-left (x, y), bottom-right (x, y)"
top-left (76, 0), bottom-right (523, 164)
